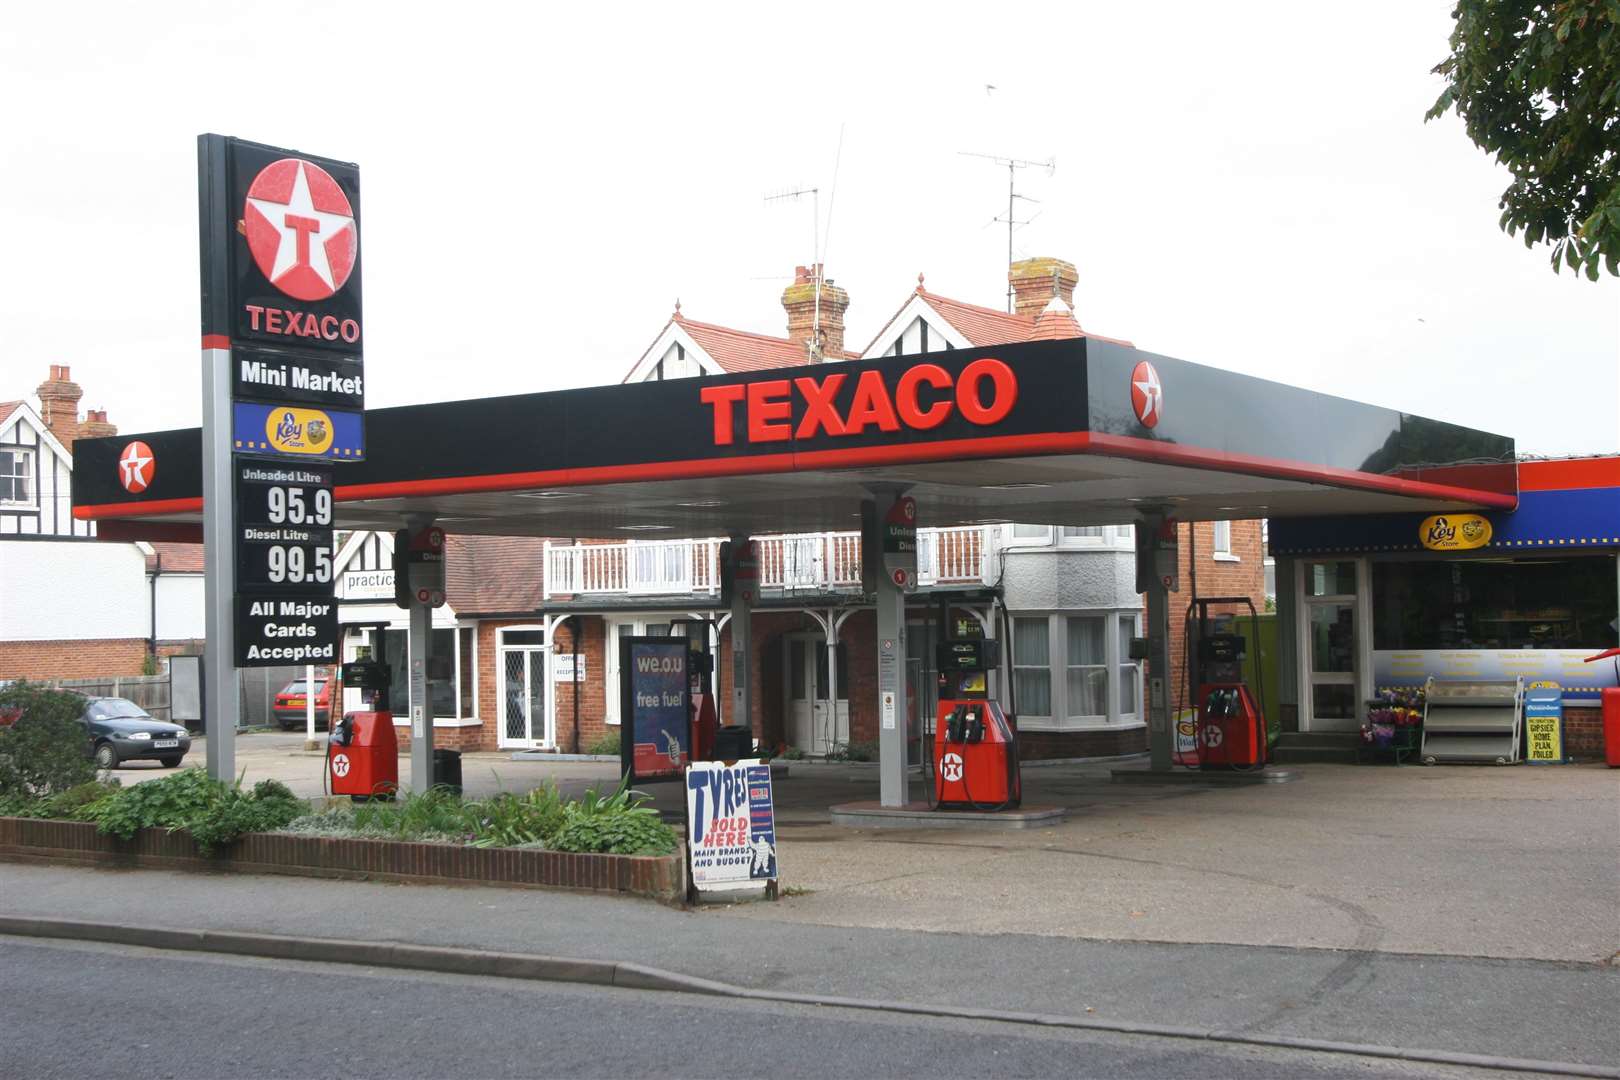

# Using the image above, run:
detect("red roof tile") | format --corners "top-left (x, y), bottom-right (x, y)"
top-left (445, 534), bottom-right (549, 615)
top-left (145, 542), bottom-right (206, 573)
top-left (678, 317), bottom-right (810, 373)
top-left (1028, 302), bottom-right (1085, 342)
top-left (915, 292), bottom-right (1036, 347)
top-left (913, 290), bottom-right (1133, 349)
top-left (626, 313), bottom-right (862, 383)
top-left (0, 401), bottom-right (20, 429)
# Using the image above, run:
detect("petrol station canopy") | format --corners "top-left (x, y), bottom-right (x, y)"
top-left (72, 339), bottom-right (1518, 537)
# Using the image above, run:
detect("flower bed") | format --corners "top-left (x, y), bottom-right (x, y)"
top-left (0, 815), bottom-right (686, 902)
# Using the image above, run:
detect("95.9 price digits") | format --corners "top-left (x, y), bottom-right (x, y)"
top-left (265, 484), bottom-right (332, 526)
top-left (262, 544), bottom-right (332, 585)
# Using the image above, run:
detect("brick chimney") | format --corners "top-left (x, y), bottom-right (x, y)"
top-left (781, 264), bottom-right (850, 362)
top-left (1009, 257), bottom-right (1078, 318)
top-left (35, 365), bottom-right (83, 449)
top-left (81, 408), bottom-right (117, 440)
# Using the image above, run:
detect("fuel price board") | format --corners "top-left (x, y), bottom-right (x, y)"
top-left (233, 461), bottom-right (339, 666)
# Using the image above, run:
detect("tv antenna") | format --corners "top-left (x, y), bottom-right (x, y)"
top-left (960, 151), bottom-right (1055, 312)
top-left (765, 185), bottom-right (822, 357)
top-left (766, 124), bottom-right (848, 361)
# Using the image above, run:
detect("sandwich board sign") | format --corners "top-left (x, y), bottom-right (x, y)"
top-left (685, 759), bottom-right (777, 895)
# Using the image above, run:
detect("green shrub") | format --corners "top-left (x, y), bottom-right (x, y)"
top-left (550, 808), bottom-right (677, 856)
top-left (549, 778), bottom-right (677, 856)
top-left (84, 767), bottom-right (304, 855)
top-left (826, 740), bottom-right (877, 762)
top-left (777, 745), bottom-right (806, 761)
top-left (583, 729), bottom-right (621, 757)
top-left (468, 782), bottom-right (566, 848)
top-left (350, 787), bottom-right (475, 841)
top-left (276, 779), bottom-right (676, 855)
top-left (0, 682), bottom-right (98, 800)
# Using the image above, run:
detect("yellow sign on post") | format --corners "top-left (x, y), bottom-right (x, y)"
top-left (1524, 690), bottom-right (1566, 764)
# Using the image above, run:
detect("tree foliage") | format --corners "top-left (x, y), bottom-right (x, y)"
top-left (1428, 1), bottom-right (1620, 278)
top-left (0, 682), bottom-right (98, 800)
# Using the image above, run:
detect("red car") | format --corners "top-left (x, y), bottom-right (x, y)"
top-left (272, 673), bottom-right (334, 731)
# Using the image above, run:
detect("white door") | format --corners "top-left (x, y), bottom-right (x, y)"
top-left (498, 629), bottom-right (549, 748)
top-left (1299, 561), bottom-right (1360, 731)
top-left (783, 635), bottom-right (848, 754)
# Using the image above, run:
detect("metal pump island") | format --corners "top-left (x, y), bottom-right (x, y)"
top-left (1420, 677), bottom-right (1525, 765)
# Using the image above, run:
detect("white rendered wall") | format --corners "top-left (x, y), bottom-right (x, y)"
top-left (154, 574), bottom-right (206, 640)
top-left (0, 540), bottom-right (148, 640)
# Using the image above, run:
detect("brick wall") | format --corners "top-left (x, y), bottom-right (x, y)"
top-left (157, 640), bottom-right (206, 658)
top-left (0, 638), bottom-right (148, 680)
top-left (1017, 726), bottom-right (1147, 759)
top-left (551, 616), bottom-right (608, 753)
top-left (1159, 519), bottom-right (1267, 711)
top-left (1563, 707), bottom-right (1603, 759)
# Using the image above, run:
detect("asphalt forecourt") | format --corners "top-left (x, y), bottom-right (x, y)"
top-left (0, 914), bottom-right (1612, 1079)
top-left (100, 738), bottom-right (1620, 965)
top-left (11, 936), bottom-right (1573, 1080)
top-left (1, 862), bottom-right (1615, 1076)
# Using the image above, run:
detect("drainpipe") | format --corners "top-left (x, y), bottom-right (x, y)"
top-left (576, 612), bottom-right (589, 757)
top-left (147, 552), bottom-right (163, 670)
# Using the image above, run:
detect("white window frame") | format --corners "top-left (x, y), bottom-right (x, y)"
top-left (1294, 559), bottom-right (1372, 732)
top-left (451, 622), bottom-right (479, 722)
top-left (1007, 524), bottom-right (1054, 548)
top-left (603, 615), bottom-right (677, 726)
top-left (0, 447), bottom-right (35, 508)
top-left (497, 624), bottom-right (551, 748)
top-left (1212, 520), bottom-right (1239, 561)
top-left (1064, 614), bottom-right (1109, 721)
top-left (1008, 610), bottom-right (1145, 732)
top-left (1117, 612), bottom-right (1142, 721)
top-left (1010, 614), bottom-right (1054, 722)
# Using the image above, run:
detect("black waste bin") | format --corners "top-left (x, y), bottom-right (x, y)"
top-left (432, 748), bottom-right (463, 795)
top-left (714, 725), bottom-right (753, 761)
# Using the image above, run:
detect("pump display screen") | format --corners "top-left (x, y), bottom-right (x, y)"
top-left (621, 638), bottom-right (689, 783)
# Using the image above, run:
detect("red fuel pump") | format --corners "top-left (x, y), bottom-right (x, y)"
top-left (330, 655), bottom-right (399, 800)
top-left (933, 638), bottom-right (1021, 810)
top-left (1188, 599), bottom-right (1269, 771)
top-left (1583, 648), bottom-right (1620, 768)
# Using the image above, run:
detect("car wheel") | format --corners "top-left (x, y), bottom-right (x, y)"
top-left (159, 755), bottom-right (183, 768)
top-left (94, 742), bottom-right (119, 770)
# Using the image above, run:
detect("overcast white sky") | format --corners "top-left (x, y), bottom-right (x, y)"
top-left (2, 1), bottom-right (1615, 455)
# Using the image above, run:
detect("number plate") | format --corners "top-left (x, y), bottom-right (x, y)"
top-left (154, 739), bottom-right (179, 749)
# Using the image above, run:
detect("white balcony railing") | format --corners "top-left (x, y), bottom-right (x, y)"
top-left (542, 526), bottom-right (1000, 600)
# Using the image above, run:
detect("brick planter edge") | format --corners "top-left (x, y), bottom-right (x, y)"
top-left (0, 817), bottom-right (686, 904)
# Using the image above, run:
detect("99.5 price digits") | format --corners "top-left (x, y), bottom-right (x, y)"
top-left (262, 543), bottom-right (332, 585)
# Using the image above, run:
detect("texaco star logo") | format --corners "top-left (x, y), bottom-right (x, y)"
top-left (331, 753), bottom-right (351, 778)
top-left (1130, 360), bottom-right (1163, 429)
top-left (940, 752), bottom-right (964, 782)
top-left (243, 159), bottom-right (358, 302)
top-left (117, 441), bottom-right (154, 494)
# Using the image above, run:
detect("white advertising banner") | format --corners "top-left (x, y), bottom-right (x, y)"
top-left (1374, 649), bottom-right (1617, 702)
top-left (340, 568), bottom-right (394, 600)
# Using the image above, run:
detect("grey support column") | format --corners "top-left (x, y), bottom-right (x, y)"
top-left (875, 572), bottom-right (909, 806)
top-left (1138, 511), bottom-right (1174, 772)
top-left (407, 516), bottom-right (435, 794)
top-left (861, 494), bottom-right (911, 808)
top-left (200, 343), bottom-right (238, 781)
top-left (728, 537), bottom-right (753, 736)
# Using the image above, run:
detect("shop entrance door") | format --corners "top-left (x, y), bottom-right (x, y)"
top-left (498, 629), bottom-right (549, 748)
top-left (1300, 561), bottom-right (1361, 731)
top-left (784, 634), bottom-right (849, 755)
